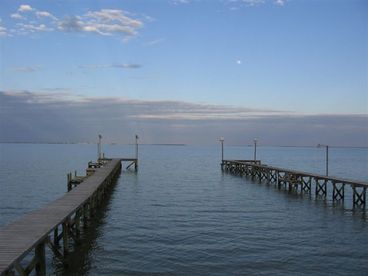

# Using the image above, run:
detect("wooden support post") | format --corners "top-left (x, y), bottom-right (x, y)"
top-left (251, 167), bottom-right (255, 180)
top-left (301, 176), bottom-right (311, 193)
top-left (353, 186), bottom-right (366, 208)
top-left (14, 261), bottom-right (26, 276)
top-left (277, 171), bottom-right (282, 189)
top-left (35, 241), bottom-right (46, 276)
top-left (3, 269), bottom-right (15, 276)
top-left (67, 173), bottom-right (72, 192)
top-left (332, 182), bottom-right (345, 201)
top-left (62, 221), bottom-right (69, 256)
top-left (269, 170), bottom-right (277, 184)
top-left (83, 203), bottom-right (88, 228)
top-left (54, 226), bottom-right (59, 246)
top-left (89, 198), bottom-right (94, 218)
top-left (45, 237), bottom-right (64, 263)
top-left (287, 174), bottom-right (293, 192)
top-left (315, 178), bottom-right (327, 197)
top-left (258, 168), bottom-right (262, 183)
top-left (75, 210), bottom-right (80, 239)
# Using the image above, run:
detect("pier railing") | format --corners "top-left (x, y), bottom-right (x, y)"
top-left (222, 160), bottom-right (367, 208)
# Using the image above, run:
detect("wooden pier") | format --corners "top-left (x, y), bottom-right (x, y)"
top-left (222, 160), bottom-right (367, 209)
top-left (0, 158), bottom-right (123, 276)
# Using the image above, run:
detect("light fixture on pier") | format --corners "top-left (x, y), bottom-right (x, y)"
top-left (219, 137), bottom-right (224, 162)
top-left (253, 138), bottom-right (258, 161)
top-left (135, 134), bottom-right (139, 160)
top-left (98, 134), bottom-right (103, 160)
top-left (317, 144), bottom-right (329, 176)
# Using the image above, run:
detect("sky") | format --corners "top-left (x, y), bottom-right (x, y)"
top-left (0, 0), bottom-right (367, 146)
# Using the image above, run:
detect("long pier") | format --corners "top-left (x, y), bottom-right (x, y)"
top-left (0, 158), bottom-right (123, 276)
top-left (222, 160), bottom-right (367, 208)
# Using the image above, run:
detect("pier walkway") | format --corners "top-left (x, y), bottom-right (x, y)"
top-left (222, 160), bottom-right (367, 208)
top-left (0, 158), bottom-right (122, 276)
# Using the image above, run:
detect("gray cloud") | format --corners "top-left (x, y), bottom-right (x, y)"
top-left (0, 91), bottom-right (367, 146)
top-left (12, 66), bottom-right (42, 72)
top-left (56, 16), bottom-right (82, 32)
top-left (79, 64), bottom-right (142, 69)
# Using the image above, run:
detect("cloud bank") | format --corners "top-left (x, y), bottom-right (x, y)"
top-left (0, 91), bottom-right (367, 146)
top-left (6, 5), bottom-right (144, 39)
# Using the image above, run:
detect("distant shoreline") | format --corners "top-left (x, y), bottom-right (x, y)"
top-left (0, 142), bottom-right (367, 149)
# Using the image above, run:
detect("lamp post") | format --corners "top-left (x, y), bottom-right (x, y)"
top-left (135, 134), bottom-right (139, 171)
top-left (253, 138), bottom-right (258, 162)
top-left (220, 137), bottom-right (224, 161)
top-left (318, 144), bottom-right (329, 176)
top-left (98, 134), bottom-right (102, 160)
top-left (135, 134), bottom-right (139, 160)
top-left (220, 137), bottom-right (224, 170)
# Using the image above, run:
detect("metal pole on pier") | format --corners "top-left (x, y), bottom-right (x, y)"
top-left (318, 144), bottom-right (329, 176)
top-left (253, 138), bottom-right (258, 161)
top-left (135, 134), bottom-right (139, 171)
top-left (220, 137), bottom-right (224, 169)
top-left (326, 145), bottom-right (329, 176)
top-left (135, 134), bottom-right (139, 159)
top-left (98, 134), bottom-right (102, 160)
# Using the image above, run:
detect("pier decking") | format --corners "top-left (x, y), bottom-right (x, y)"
top-left (222, 160), bottom-right (367, 208)
top-left (0, 158), bottom-right (122, 276)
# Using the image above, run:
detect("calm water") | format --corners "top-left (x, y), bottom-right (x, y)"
top-left (0, 143), bottom-right (368, 275)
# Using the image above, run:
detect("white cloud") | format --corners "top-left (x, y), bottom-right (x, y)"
top-left (0, 26), bottom-right (7, 36)
top-left (8, 6), bottom-right (145, 39)
top-left (0, 19), bottom-right (7, 36)
top-left (236, 60), bottom-right (242, 65)
top-left (274, 0), bottom-right (286, 6)
top-left (36, 11), bottom-right (57, 20)
top-left (18, 5), bottom-right (33, 12)
top-left (11, 13), bottom-right (24, 20)
top-left (86, 9), bottom-right (142, 27)
top-left (16, 23), bottom-right (53, 32)
top-left (57, 9), bottom-right (143, 37)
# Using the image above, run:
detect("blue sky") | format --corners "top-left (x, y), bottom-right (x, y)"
top-left (0, 0), bottom-right (367, 145)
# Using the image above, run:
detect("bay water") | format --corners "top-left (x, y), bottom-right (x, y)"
top-left (0, 143), bottom-right (367, 275)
